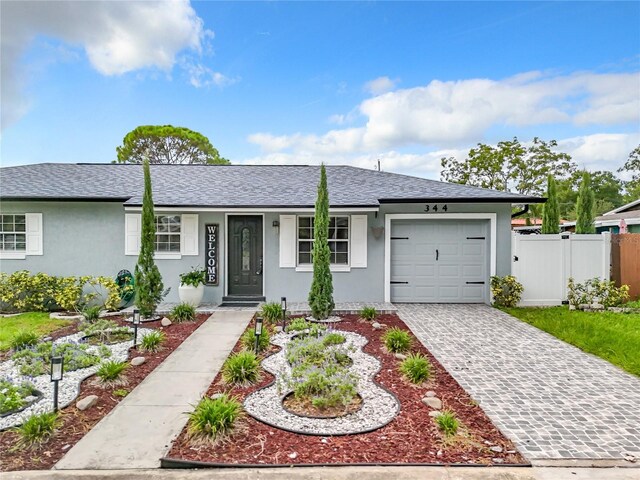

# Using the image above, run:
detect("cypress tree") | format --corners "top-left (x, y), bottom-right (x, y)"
top-left (541, 175), bottom-right (560, 234)
top-left (575, 171), bottom-right (596, 234)
top-left (135, 159), bottom-right (165, 317)
top-left (308, 164), bottom-right (335, 320)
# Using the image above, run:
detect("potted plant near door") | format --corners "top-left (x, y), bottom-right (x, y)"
top-left (178, 267), bottom-right (206, 307)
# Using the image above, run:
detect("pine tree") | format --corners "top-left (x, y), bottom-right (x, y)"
top-left (541, 175), bottom-right (560, 234)
top-left (308, 164), bottom-right (335, 320)
top-left (135, 159), bottom-right (165, 317)
top-left (575, 171), bottom-right (596, 234)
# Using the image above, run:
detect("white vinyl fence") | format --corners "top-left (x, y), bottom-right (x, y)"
top-left (512, 232), bottom-right (611, 306)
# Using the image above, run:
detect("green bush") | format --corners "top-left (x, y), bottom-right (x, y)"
top-left (10, 331), bottom-right (39, 351)
top-left (382, 327), bottom-right (412, 353)
top-left (360, 306), bottom-right (377, 321)
top-left (140, 330), bottom-right (166, 353)
top-left (261, 302), bottom-right (283, 324)
top-left (179, 267), bottom-right (206, 287)
top-left (222, 351), bottom-right (261, 385)
top-left (187, 395), bottom-right (243, 444)
top-left (567, 277), bottom-right (630, 308)
top-left (113, 389), bottom-right (129, 397)
top-left (490, 275), bottom-right (524, 308)
top-left (82, 319), bottom-right (132, 345)
top-left (96, 360), bottom-right (129, 385)
top-left (285, 318), bottom-right (327, 337)
top-left (0, 379), bottom-right (36, 415)
top-left (82, 305), bottom-right (102, 322)
top-left (14, 412), bottom-right (61, 449)
top-left (12, 342), bottom-right (101, 377)
top-left (241, 328), bottom-right (271, 353)
top-left (435, 410), bottom-right (459, 436)
top-left (399, 353), bottom-right (431, 384)
top-left (322, 332), bottom-right (346, 346)
top-left (170, 302), bottom-right (196, 322)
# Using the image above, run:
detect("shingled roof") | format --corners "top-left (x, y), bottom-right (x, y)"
top-left (0, 163), bottom-right (544, 207)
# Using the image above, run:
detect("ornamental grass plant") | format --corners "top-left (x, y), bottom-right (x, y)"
top-left (187, 395), bottom-right (243, 445)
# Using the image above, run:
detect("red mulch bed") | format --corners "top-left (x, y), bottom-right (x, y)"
top-left (166, 314), bottom-right (526, 466)
top-left (0, 313), bottom-right (210, 472)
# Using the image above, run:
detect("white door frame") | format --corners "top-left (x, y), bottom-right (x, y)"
top-left (224, 213), bottom-right (266, 297)
top-left (384, 213), bottom-right (497, 303)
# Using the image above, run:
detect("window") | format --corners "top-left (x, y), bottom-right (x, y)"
top-left (297, 216), bottom-right (349, 265)
top-left (0, 214), bottom-right (26, 252)
top-left (154, 215), bottom-right (181, 252)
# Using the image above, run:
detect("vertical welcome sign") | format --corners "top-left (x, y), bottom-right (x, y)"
top-left (205, 224), bottom-right (218, 285)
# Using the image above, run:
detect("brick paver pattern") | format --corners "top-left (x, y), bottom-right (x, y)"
top-left (396, 304), bottom-right (640, 461)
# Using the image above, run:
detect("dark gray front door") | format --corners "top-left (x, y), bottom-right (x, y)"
top-left (228, 216), bottom-right (263, 296)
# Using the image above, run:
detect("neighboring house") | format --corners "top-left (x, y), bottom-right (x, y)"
top-left (0, 163), bottom-right (544, 305)
top-left (561, 198), bottom-right (640, 234)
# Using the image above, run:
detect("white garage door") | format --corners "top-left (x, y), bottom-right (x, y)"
top-left (390, 220), bottom-right (489, 303)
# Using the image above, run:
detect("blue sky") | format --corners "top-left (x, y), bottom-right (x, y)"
top-left (1, 1), bottom-right (639, 179)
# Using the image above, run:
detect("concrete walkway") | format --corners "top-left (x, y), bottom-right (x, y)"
top-left (54, 310), bottom-right (253, 470)
top-left (396, 304), bottom-right (640, 462)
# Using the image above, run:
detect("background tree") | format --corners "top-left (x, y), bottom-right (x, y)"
top-left (618, 144), bottom-right (640, 203)
top-left (541, 175), bottom-right (560, 234)
top-left (575, 171), bottom-right (596, 234)
top-left (556, 170), bottom-right (624, 219)
top-left (135, 159), bottom-right (165, 317)
top-left (116, 125), bottom-right (230, 165)
top-left (308, 164), bottom-right (335, 320)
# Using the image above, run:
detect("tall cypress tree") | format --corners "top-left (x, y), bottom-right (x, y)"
top-left (135, 159), bottom-right (165, 317)
top-left (541, 175), bottom-right (560, 234)
top-left (575, 171), bottom-right (596, 234)
top-left (308, 164), bottom-right (335, 319)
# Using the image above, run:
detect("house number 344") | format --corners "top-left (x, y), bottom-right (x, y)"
top-left (424, 204), bottom-right (448, 212)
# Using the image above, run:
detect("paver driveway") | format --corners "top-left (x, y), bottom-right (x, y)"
top-left (396, 304), bottom-right (640, 462)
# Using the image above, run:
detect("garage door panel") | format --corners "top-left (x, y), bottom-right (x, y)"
top-left (390, 219), bottom-right (488, 303)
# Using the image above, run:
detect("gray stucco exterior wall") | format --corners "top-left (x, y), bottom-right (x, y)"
top-left (0, 201), bottom-right (513, 304)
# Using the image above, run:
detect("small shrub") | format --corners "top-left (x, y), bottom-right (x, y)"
top-left (0, 379), bottom-right (36, 414)
top-left (140, 330), bottom-right (165, 353)
top-left (81, 319), bottom-right (132, 344)
top-left (82, 305), bottom-right (102, 322)
top-left (113, 388), bottom-right (129, 397)
top-left (97, 345), bottom-right (112, 358)
top-left (261, 302), bottom-right (283, 324)
top-left (241, 328), bottom-right (270, 352)
top-left (179, 267), bottom-right (206, 287)
top-left (567, 277), bottom-right (630, 308)
top-left (435, 410), bottom-right (460, 436)
top-left (10, 331), bottom-right (39, 351)
top-left (96, 360), bottom-right (129, 385)
top-left (170, 302), bottom-right (196, 322)
top-left (14, 412), bottom-right (61, 449)
top-left (285, 317), bottom-right (310, 333)
top-left (12, 342), bottom-right (101, 377)
top-left (187, 395), bottom-right (243, 444)
top-left (222, 351), bottom-right (261, 385)
top-left (399, 353), bottom-right (431, 384)
top-left (322, 332), bottom-right (346, 346)
top-left (382, 327), bottom-right (412, 353)
top-left (360, 306), bottom-right (377, 321)
top-left (490, 275), bottom-right (524, 308)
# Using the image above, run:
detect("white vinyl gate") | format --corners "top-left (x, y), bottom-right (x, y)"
top-left (512, 232), bottom-right (611, 306)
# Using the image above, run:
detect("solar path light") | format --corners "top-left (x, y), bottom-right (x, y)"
top-left (50, 355), bottom-right (63, 412)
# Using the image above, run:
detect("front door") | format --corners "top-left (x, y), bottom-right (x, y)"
top-left (228, 216), bottom-right (263, 296)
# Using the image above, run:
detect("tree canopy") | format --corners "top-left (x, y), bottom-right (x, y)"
top-left (115, 125), bottom-right (230, 165)
top-left (556, 170), bottom-right (624, 220)
top-left (575, 172), bottom-right (595, 234)
top-left (618, 144), bottom-right (640, 203)
top-left (440, 137), bottom-right (576, 198)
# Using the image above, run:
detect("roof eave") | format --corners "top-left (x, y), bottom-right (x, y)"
top-left (377, 197), bottom-right (546, 204)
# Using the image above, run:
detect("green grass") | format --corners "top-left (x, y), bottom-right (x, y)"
top-left (503, 306), bottom-right (640, 377)
top-left (0, 313), bottom-right (71, 351)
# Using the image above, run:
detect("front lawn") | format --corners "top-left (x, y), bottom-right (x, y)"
top-left (0, 312), bottom-right (72, 351)
top-left (502, 306), bottom-right (640, 377)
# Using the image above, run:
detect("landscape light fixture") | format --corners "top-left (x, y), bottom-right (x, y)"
top-left (281, 296), bottom-right (287, 330)
top-left (254, 316), bottom-right (264, 354)
top-left (132, 309), bottom-right (141, 347)
top-left (50, 355), bottom-right (63, 412)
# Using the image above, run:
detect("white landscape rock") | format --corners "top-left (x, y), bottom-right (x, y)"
top-left (394, 353), bottom-right (407, 360)
top-left (130, 357), bottom-right (146, 366)
top-left (422, 397), bottom-right (442, 410)
top-left (372, 322), bottom-right (383, 330)
top-left (76, 395), bottom-right (99, 411)
top-left (161, 317), bottom-right (172, 327)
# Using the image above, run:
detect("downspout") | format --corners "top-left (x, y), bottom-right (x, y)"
top-left (511, 204), bottom-right (529, 219)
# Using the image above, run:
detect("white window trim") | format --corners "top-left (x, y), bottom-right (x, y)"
top-left (0, 213), bottom-right (41, 260)
top-left (296, 215), bottom-right (351, 269)
top-left (125, 213), bottom-right (198, 259)
top-left (384, 213), bottom-right (497, 303)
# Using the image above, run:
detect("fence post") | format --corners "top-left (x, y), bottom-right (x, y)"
top-left (601, 232), bottom-right (612, 281)
top-left (561, 232), bottom-right (571, 302)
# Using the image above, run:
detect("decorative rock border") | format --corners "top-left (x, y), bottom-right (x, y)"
top-left (49, 312), bottom-right (84, 321)
top-left (304, 315), bottom-right (342, 324)
top-left (0, 327), bottom-right (153, 430)
top-left (244, 330), bottom-right (400, 435)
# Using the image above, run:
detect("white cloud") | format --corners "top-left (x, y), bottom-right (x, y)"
top-left (183, 62), bottom-right (238, 88)
top-left (558, 133), bottom-right (640, 173)
top-left (249, 70), bottom-right (640, 157)
top-left (363, 76), bottom-right (399, 95)
top-left (1, 0), bottom-right (211, 129)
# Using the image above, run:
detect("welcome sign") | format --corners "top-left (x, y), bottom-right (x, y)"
top-left (205, 224), bottom-right (218, 285)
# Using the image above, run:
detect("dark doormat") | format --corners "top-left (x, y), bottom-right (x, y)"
top-left (218, 303), bottom-right (259, 308)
